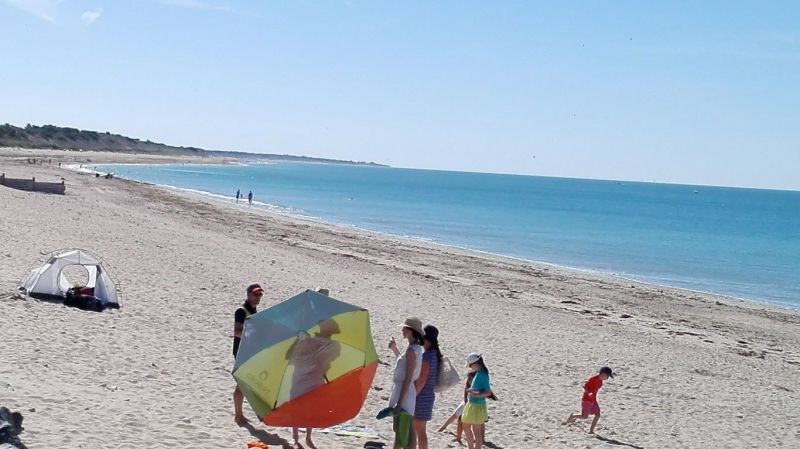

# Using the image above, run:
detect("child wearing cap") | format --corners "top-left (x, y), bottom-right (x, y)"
top-left (461, 353), bottom-right (494, 449)
top-left (563, 366), bottom-right (614, 434)
top-left (438, 365), bottom-right (498, 445)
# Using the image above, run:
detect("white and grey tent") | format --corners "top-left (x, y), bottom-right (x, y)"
top-left (20, 249), bottom-right (120, 308)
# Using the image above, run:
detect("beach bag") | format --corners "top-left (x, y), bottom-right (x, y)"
top-left (435, 356), bottom-right (461, 393)
top-left (392, 411), bottom-right (413, 448)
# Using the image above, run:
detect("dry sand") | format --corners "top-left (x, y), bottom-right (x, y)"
top-left (1, 149), bottom-right (799, 449)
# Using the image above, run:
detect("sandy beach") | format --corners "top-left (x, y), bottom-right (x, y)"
top-left (1, 149), bottom-right (799, 449)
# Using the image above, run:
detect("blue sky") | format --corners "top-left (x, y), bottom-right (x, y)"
top-left (1, 1), bottom-right (798, 190)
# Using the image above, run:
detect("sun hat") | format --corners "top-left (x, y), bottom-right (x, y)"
top-left (466, 352), bottom-right (482, 366)
top-left (600, 366), bottom-right (615, 378)
top-left (401, 317), bottom-right (425, 336)
top-left (247, 283), bottom-right (264, 294)
top-left (422, 325), bottom-right (439, 344)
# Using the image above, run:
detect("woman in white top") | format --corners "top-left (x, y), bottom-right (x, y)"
top-left (388, 317), bottom-right (425, 448)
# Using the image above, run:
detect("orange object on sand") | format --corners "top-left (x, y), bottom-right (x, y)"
top-left (246, 441), bottom-right (269, 448)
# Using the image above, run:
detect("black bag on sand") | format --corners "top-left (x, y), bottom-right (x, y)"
top-left (0, 406), bottom-right (26, 449)
top-left (64, 287), bottom-right (82, 307)
top-left (64, 287), bottom-right (106, 312)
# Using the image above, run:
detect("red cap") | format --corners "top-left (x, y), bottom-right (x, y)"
top-left (247, 283), bottom-right (264, 294)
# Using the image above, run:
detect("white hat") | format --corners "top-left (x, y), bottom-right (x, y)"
top-left (466, 352), bottom-right (482, 366)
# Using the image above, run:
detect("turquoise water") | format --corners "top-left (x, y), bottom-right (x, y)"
top-left (96, 163), bottom-right (800, 306)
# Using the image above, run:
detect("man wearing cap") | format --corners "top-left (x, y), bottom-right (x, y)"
top-left (232, 283), bottom-right (263, 425)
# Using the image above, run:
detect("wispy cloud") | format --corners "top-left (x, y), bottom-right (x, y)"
top-left (160, 0), bottom-right (232, 13)
top-left (80, 8), bottom-right (102, 24)
top-left (4, 0), bottom-right (60, 23)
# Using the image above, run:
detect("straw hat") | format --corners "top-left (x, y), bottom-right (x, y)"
top-left (400, 317), bottom-right (425, 336)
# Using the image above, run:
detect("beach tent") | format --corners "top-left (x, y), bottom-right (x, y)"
top-left (20, 249), bottom-right (120, 307)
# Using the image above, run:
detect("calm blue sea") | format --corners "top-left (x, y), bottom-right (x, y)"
top-left (95, 163), bottom-right (800, 307)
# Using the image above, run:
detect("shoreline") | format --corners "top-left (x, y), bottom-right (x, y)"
top-left (89, 160), bottom-right (798, 311)
top-left (3, 149), bottom-right (800, 449)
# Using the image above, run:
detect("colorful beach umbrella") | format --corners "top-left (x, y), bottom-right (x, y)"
top-left (232, 290), bottom-right (379, 428)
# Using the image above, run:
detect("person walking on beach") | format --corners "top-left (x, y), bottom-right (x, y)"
top-left (236, 189), bottom-right (241, 203)
top-left (232, 283), bottom-right (264, 425)
top-left (388, 318), bottom-right (424, 449)
top-left (414, 325), bottom-right (441, 449)
top-left (461, 353), bottom-right (494, 449)
top-left (563, 366), bottom-right (614, 434)
top-left (248, 190), bottom-right (253, 204)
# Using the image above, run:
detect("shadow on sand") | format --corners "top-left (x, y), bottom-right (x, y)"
top-left (595, 435), bottom-right (645, 449)
top-left (241, 421), bottom-right (293, 449)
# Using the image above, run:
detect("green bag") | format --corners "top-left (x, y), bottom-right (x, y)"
top-left (392, 410), bottom-right (413, 448)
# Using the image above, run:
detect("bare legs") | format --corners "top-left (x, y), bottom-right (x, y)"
top-left (589, 414), bottom-right (600, 434)
top-left (438, 410), bottom-right (464, 445)
top-left (455, 419), bottom-right (464, 445)
top-left (463, 423), bottom-right (483, 449)
top-left (414, 419), bottom-right (429, 449)
top-left (233, 386), bottom-right (247, 425)
top-left (437, 413), bottom-right (459, 433)
top-left (463, 423), bottom-right (475, 449)
top-left (292, 428), bottom-right (315, 448)
top-left (563, 412), bottom-right (600, 434)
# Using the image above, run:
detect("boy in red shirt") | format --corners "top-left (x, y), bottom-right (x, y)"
top-left (563, 366), bottom-right (614, 434)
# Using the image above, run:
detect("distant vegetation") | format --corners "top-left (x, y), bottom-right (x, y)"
top-left (0, 123), bottom-right (385, 166)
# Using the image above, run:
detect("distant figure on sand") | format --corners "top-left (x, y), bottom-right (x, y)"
top-left (248, 190), bottom-right (253, 204)
top-left (388, 318), bottom-right (424, 449)
top-left (232, 283), bottom-right (264, 425)
top-left (461, 353), bottom-right (494, 449)
top-left (563, 366), bottom-right (614, 434)
top-left (414, 325), bottom-right (441, 449)
top-left (236, 189), bottom-right (241, 203)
